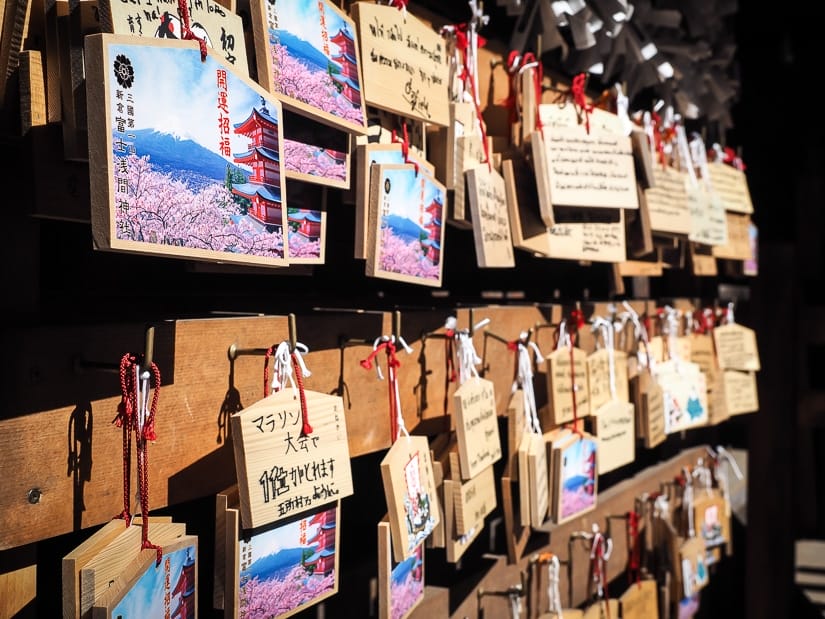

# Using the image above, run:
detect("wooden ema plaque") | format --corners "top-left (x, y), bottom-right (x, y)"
top-left (643, 166), bottom-right (691, 235)
top-left (218, 490), bottom-right (341, 619)
top-left (442, 478), bottom-right (484, 563)
top-left (91, 535), bottom-right (198, 618)
top-left (687, 186), bottom-right (728, 246)
top-left (79, 519), bottom-right (186, 616)
top-left (502, 155), bottom-right (554, 257)
top-left (712, 213), bottom-right (753, 260)
top-left (351, 2), bottom-right (450, 127)
top-left (694, 490), bottom-right (730, 564)
top-left (656, 360), bottom-right (708, 435)
top-left (706, 161), bottom-right (754, 214)
top-left (230, 389), bottom-right (353, 530)
top-left (538, 104), bottom-right (639, 211)
top-left (448, 453), bottom-right (496, 536)
top-left (506, 389), bottom-right (526, 481)
top-left (465, 166), bottom-right (516, 268)
top-left (378, 518), bottom-right (425, 619)
top-left (453, 134), bottom-right (487, 227)
top-left (453, 378), bottom-right (502, 480)
top-left (586, 348), bottom-right (629, 412)
top-left (592, 400), bottom-right (635, 475)
top-left (250, 0), bottom-right (367, 135)
top-left (428, 101), bottom-right (477, 190)
top-left (545, 346), bottom-right (590, 427)
top-left (720, 370), bottom-right (759, 416)
top-left (85, 34), bottom-right (290, 267)
top-left (620, 579), bottom-right (659, 619)
top-left (641, 379), bottom-right (666, 448)
top-left (381, 436), bottom-right (440, 562)
top-left (678, 536), bottom-right (709, 597)
top-left (282, 180), bottom-right (328, 264)
top-left (517, 432), bottom-right (533, 527)
top-left (366, 163), bottom-right (447, 287)
top-left (97, 0), bottom-right (248, 72)
top-left (549, 431), bottom-right (598, 525)
top-left (353, 143), bottom-right (433, 259)
top-left (712, 323), bottom-right (761, 371)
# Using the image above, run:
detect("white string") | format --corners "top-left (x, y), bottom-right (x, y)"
top-left (726, 302), bottom-right (736, 325)
top-left (642, 110), bottom-right (657, 161)
top-left (370, 334), bottom-right (414, 381)
top-left (675, 121), bottom-right (697, 186)
top-left (621, 301), bottom-right (656, 376)
top-left (663, 306), bottom-right (681, 365)
top-left (683, 467), bottom-right (695, 538)
top-left (456, 327), bottom-right (484, 385)
top-left (509, 591), bottom-right (522, 619)
top-left (689, 132), bottom-right (712, 192)
top-left (614, 83), bottom-right (632, 136)
top-left (467, 0), bottom-right (488, 107)
top-left (389, 357), bottom-right (410, 440)
top-left (715, 446), bottom-right (743, 512)
top-left (513, 333), bottom-right (543, 435)
top-left (270, 341), bottom-right (312, 398)
top-left (547, 555), bottom-right (563, 617)
top-left (556, 320), bottom-right (571, 350)
top-left (693, 457), bottom-right (713, 497)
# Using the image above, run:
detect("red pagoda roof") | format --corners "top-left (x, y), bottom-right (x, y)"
top-left (233, 106), bottom-right (279, 136)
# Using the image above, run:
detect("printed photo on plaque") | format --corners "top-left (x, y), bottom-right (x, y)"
top-left (238, 502), bottom-right (340, 619)
top-left (86, 35), bottom-right (290, 267)
top-left (555, 435), bottom-right (598, 523)
top-left (284, 181), bottom-right (326, 263)
top-left (367, 164), bottom-right (447, 287)
top-left (96, 537), bottom-right (198, 618)
top-left (378, 519), bottom-right (425, 619)
top-left (381, 436), bottom-right (440, 562)
top-left (250, 0), bottom-right (367, 134)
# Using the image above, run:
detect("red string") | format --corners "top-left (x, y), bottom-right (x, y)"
top-left (391, 125), bottom-right (419, 175)
top-left (453, 24), bottom-right (492, 172)
top-left (504, 51), bottom-right (544, 134)
top-left (291, 352), bottom-right (313, 436)
top-left (723, 146), bottom-right (746, 171)
top-left (389, 0), bottom-right (408, 9)
top-left (571, 73), bottom-right (594, 134)
top-left (176, 0), bottom-right (208, 61)
top-left (568, 338), bottom-right (582, 435)
top-left (361, 341), bottom-right (402, 442)
top-left (627, 510), bottom-right (641, 586)
top-left (590, 536), bottom-right (611, 617)
top-left (115, 352), bottom-right (163, 564)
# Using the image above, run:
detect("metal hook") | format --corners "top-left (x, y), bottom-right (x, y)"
top-left (74, 324), bottom-right (156, 374)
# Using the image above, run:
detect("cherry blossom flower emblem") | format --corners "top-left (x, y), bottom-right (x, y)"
top-left (114, 54), bottom-right (134, 89)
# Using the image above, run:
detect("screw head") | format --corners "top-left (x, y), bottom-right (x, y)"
top-left (27, 488), bottom-right (41, 504)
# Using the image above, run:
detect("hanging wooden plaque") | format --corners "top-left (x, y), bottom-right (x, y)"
top-left (678, 536), bottom-right (709, 597)
top-left (538, 104), bottom-right (638, 210)
top-left (97, 0), bottom-right (248, 71)
top-left (503, 155), bottom-right (554, 257)
top-left (85, 34), bottom-right (290, 267)
top-left (550, 432), bottom-right (598, 524)
top-left (442, 478), bottom-right (484, 563)
top-left (80, 520), bottom-right (186, 616)
top-left (381, 436), bottom-right (440, 562)
top-left (641, 379), bottom-right (666, 448)
top-left (545, 346), bottom-right (590, 427)
top-left (229, 501), bottom-right (341, 619)
top-left (586, 348), bottom-right (630, 412)
top-left (694, 490), bottom-right (730, 564)
top-left (712, 323), bottom-right (760, 371)
top-left (620, 579), bottom-right (659, 619)
top-left (707, 372), bottom-right (731, 426)
top-left (366, 163), bottom-right (447, 287)
top-left (644, 166), bottom-right (691, 235)
top-left (706, 161), bottom-right (753, 214)
top-left (517, 432), bottom-right (533, 527)
top-left (506, 389), bottom-right (527, 480)
top-left (250, 0), bottom-right (367, 134)
top-left (452, 134), bottom-right (488, 227)
top-left (547, 210), bottom-right (627, 263)
top-left (721, 370), bottom-right (759, 416)
top-left (656, 360), bottom-right (708, 434)
top-left (378, 518), bottom-right (425, 619)
top-left (230, 389), bottom-right (353, 530)
top-left (350, 2), bottom-right (450, 126)
top-left (452, 464), bottom-right (497, 536)
top-left (687, 187), bottom-right (728, 246)
top-left (528, 432), bottom-right (550, 527)
top-left (592, 400), bottom-right (635, 474)
top-left (466, 166), bottom-right (516, 268)
top-left (453, 378), bottom-right (502, 479)
top-left (712, 213), bottom-right (752, 260)
top-left (91, 535), bottom-right (198, 619)
top-left (353, 143), bottom-right (433, 259)
top-left (284, 181), bottom-right (328, 264)
top-left (689, 334), bottom-right (717, 384)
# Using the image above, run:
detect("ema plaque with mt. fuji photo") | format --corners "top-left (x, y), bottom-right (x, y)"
top-left (86, 35), bottom-right (292, 267)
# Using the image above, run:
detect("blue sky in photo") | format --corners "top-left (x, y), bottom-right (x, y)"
top-left (270, 1), bottom-right (350, 56)
top-left (108, 43), bottom-right (272, 161)
top-left (382, 167), bottom-right (444, 223)
top-left (562, 438), bottom-right (596, 480)
top-left (111, 544), bottom-right (195, 617)
top-left (243, 511), bottom-right (330, 565)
